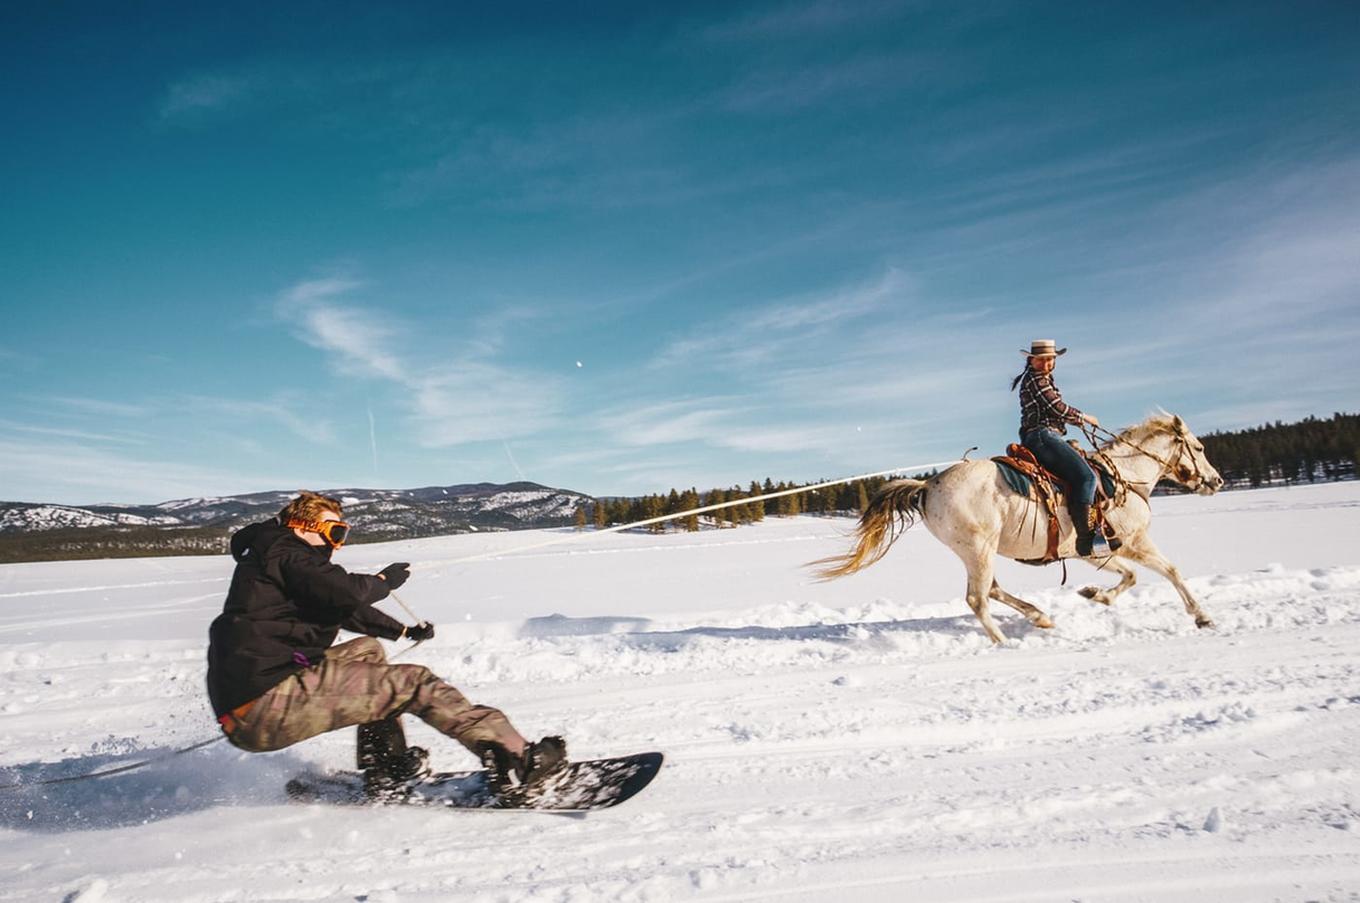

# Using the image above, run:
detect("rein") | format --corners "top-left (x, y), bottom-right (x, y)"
top-left (1080, 421), bottom-right (1204, 496)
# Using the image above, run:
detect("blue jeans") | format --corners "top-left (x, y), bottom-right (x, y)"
top-left (1021, 428), bottom-right (1096, 507)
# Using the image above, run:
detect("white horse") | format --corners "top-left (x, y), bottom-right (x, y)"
top-left (816, 414), bottom-right (1225, 643)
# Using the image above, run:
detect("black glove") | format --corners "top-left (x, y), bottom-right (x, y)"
top-left (377, 562), bottom-right (410, 590)
top-left (403, 621), bottom-right (435, 642)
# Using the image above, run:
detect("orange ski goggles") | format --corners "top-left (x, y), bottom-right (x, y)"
top-left (287, 518), bottom-right (351, 548)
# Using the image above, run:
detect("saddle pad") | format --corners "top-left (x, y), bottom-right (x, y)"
top-left (992, 455), bottom-right (1115, 500)
top-left (993, 458), bottom-right (1035, 497)
top-left (1096, 467), bottom-right (1115, 498)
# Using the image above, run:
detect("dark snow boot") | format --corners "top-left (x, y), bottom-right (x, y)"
top-left (478, 742), bottom-right (520, 797)
top-left (357, 717), bottom-right (430, 800)
top-left (362, 745), bottom-right (430, 801)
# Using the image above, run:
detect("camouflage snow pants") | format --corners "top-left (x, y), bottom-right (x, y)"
top-left (224, 636), bottom-right (525, 757)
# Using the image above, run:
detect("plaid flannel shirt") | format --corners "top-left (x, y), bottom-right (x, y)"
top-left (1019, 369), bottom-right (1084, 437)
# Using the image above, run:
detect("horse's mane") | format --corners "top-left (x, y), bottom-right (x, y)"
top-left (1101, 410), bottom-right (1182, 450)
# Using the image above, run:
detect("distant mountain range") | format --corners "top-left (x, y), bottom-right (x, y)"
top-left (0, 482), bottom-right (592, 563)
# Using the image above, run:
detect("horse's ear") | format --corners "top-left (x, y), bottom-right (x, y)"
top-left (1172, 414), bottom-right (1185, 433)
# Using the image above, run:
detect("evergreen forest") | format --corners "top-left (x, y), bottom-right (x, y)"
top-left (1198, 412), bottom-right (1358, 489)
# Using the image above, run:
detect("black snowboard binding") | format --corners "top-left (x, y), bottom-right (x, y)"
top-left (357, 717), bottom-right (430, 801)
top-left (479, 736), bottom-right (568, 799)
top-left (525, 736), bottom-right (568, 783)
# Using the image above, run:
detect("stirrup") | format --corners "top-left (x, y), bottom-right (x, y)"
top-left (1090, 534), bottom-right (1122, 556)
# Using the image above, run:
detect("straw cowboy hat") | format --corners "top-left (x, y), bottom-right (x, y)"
top-left (1021, 339), bottom-right (1067, 357)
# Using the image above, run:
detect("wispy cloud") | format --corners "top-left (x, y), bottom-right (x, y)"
top-left (599, 398), bottom-right (748, 448)
top-left (714, 421), bottom-right (874, 455)
top-left (759, 361), bottom-right (1000, 409)
top-left (277, 277), bottom-right (407, 381)
top-left (719, 54), bottom-right (935, 114)
top-left (282, 276), bottom-right (364, 306)
top-left (467, 306), bottom-right (543, 358)
top-left (179, 394), bottom-right (337, 444)
top-left (0, 347), bottom-right (38, 367)
top-left (367, 406), bottom-right (379, 474)
top-left (1044, 154), bottom-right (1360, 375)
top-left (587, 143), bottom-right (1360, 470)
top-left (703, 0), bottom-right (921, 42)
top-left (0, 420), bottom-right (147, 445)
top-left (411, 363), bottom-right (564, 446)
top-left (502, 440), bottom-right (527, 480)
top-left (1185, 160), bottom-right (1360, 331)
top-left (159, 73), bottom-right (258, 118)
top-left (614, 266), bottom-right (1012, 457)
top-left (383, 115), bottom-right (746, 212)
top-left (1183, 398), bottom-right (1340, 433)
top-left (299, 304), bottom-right (407, 381)
top-left (275, 276), bottom-right (568, 448)
top-left (592, 390), bottom-right (953, 463)
top-left (586, 260), bottom-right (1060, 475)
top-left (37, 395), bottom-right (151, 418)
top-left (652, 268), bottom-right (910, 370)
top-left (31, 389), bottom-right (334, 444)
top-left (0, 437), bottom-right (305, 505)
top-left (157, 61), bottom-right (396, 123)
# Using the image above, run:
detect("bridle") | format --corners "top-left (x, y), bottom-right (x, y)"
top-left (1081, 420), bottom-right (1210, 496)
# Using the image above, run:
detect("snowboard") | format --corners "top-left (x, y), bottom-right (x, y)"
top-left (286, 751), bottom-right (663, 812)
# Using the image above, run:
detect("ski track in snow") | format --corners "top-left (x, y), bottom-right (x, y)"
top-left (0, 482), bottom-right (1358, 901)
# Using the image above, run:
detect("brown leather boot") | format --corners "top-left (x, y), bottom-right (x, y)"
top-left (1087, 506), bottom-right (1121, 555)
top-left (1072, 501), bottom-right (1096, 557)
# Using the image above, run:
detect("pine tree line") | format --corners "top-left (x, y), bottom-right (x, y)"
top-left (0, 526), bottom-right (232, 564)
top-left (1198, 412), bottom-right (1359, 488)
top-left (579, 475), bottom-right (918, 533)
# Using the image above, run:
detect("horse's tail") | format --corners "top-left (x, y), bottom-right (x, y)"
top-left (811, 478), bottom-right (928, 579)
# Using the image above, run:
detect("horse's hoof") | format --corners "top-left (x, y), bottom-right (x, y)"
top-left (1196, 616), bottom-right (1215, 629)
top-left (1079, 586), bottom-right (1112, 606)
top-left (1034, 615), bottom-right (1054, 629)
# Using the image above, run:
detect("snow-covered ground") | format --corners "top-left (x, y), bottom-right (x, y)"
top-left (1, 482), bottom-right (1358, 902)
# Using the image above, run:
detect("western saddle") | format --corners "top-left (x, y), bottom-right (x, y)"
top-left (991, 442), bottom-right (1118, 563)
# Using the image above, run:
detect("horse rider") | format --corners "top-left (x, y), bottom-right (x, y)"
top-left (1012, 339), bottom-right (1116, 556)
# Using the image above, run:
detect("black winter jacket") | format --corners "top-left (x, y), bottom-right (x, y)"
top-left (206, 519), bottom-right (403, 716)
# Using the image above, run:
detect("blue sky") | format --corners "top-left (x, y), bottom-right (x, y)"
top-left (2, 1), bottom-right (1358, 505)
